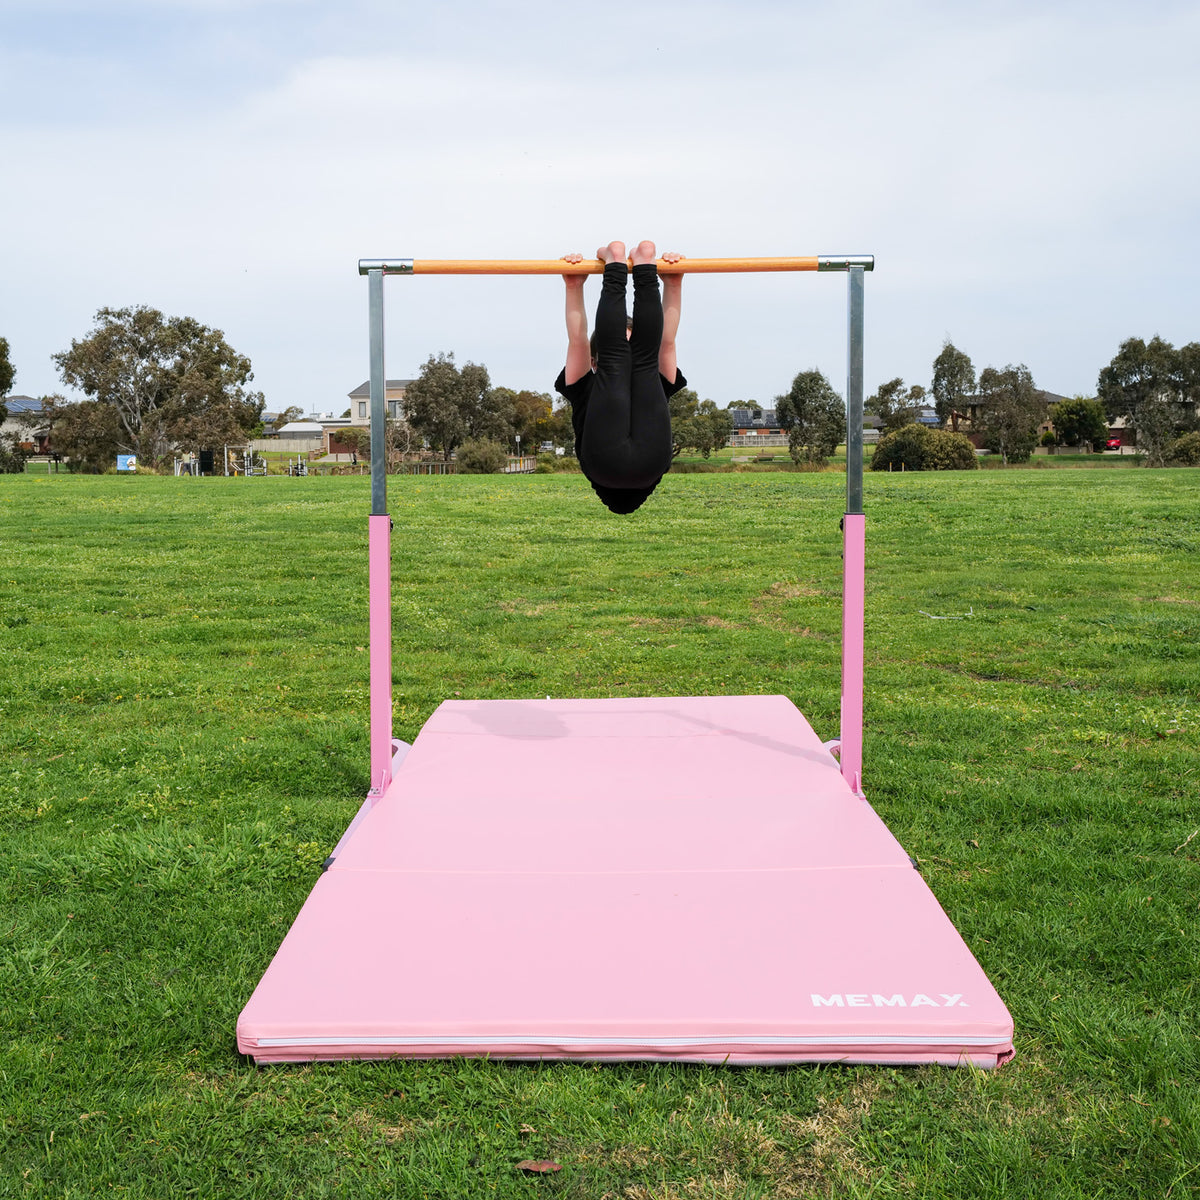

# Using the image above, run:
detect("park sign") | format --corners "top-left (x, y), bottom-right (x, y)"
top-left (117, 455), bottom-right (137, 472)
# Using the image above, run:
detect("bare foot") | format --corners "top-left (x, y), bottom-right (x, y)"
top-left (597, 241), bottom-right (626, 265)
top-left (661, 250), bottom-right (684, 265)
top-left (631, 240), bottom-right (657, 266)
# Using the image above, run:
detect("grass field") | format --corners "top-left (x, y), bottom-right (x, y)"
top-left (2, 469), bottom-right (1198, 1198)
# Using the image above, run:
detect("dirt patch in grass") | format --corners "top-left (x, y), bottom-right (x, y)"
top-left (760, 581), bottom-right (829, 600)
top-left (572, 1077), bottom-right (883, 1199)
top-left (774, 1076), bottom-right (881, 1191)
top-left (628, 616), bottom-right (741, 631)
top-left (750, 581), bottom-right (833, 638)
top-left (498, 600), bottom-right (559, 617)
top-left (347, 1109), bottom-right (418, 1143)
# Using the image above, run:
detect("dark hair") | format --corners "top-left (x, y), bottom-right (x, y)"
top-left (590, 477), bottom-right (660, 514)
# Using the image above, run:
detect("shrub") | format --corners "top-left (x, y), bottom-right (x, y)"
top-left (536, 453), bottom-right (581, 474)
top-left (1168, 431), bottom-right (1200, 466)
top-left (870, 424), bottom-right (978, 471)
top-left (0, 436), bottom-right (27, 474)
top-left (455, 439), bottom-right (508, 474)
top-left (1040, 430), bottom-right (1057, 447)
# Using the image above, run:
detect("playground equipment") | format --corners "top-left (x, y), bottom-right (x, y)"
top-left (224, 447), bottom-right (267, 476)
top-left (237, 254), bottom-right (1014, 1067)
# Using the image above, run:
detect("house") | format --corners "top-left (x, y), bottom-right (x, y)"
top-left (728, 406), bottom-right (787, 447)
top-left (2, 396), bottom-right (51, 453)
top-left (346, 380), bottom-right (413, 426)
top-left (955, 390), bottom-right (1069, 448)
top-left (275, 420), bottom-right (327, 445)
top-left (728, 404), bottom-right (882, 447)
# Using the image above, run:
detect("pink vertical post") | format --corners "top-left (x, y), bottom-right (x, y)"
top-left (369, 513), bottom-right (393, 796)
top-left (840, 513), bottom-right (866, 797)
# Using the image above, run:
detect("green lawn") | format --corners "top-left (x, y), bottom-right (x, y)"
top-left (2, 470), bottom-right (1197, 1198)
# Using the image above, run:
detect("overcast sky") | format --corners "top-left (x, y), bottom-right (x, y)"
top-left (2, 0), bottom-right (1197, 416)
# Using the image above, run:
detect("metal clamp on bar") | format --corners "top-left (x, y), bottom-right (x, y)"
top-left (818, 256), bottom-right (875, 272)
top-left (358, 259), bottom-right (414, 276)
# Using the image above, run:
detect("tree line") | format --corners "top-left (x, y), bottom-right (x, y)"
top-left (3, 308), bottom-right (1198, 473)
top-left (1, 307), bottom-right (266, 473)
top-left (342, 353), bottom-right (740, 468)
top-left (715, 331), bottom-right (1200, 471)
top-left (867, 335), bottom-right (1200, 468)
top-left (384, 353), bottom-right (570, 463)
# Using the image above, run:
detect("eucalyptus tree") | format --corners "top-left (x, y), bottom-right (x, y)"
top-left (976, 364), bottom-right (1043, 464)
top-left (1098, 336), bottom-right (1200, 465)
top-left (931, 340), bottom-right (976, 428)
top-left (775, 370), bottom-right (845, 466)
top-left (53, 306), bottom-right (264, 468)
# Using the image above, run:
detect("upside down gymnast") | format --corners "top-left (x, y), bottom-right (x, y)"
top-left (554, 240), bottom-right (687, 514)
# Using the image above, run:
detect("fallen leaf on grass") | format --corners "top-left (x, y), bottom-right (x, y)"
top-left (515, 1160), bottom-right (561, 1173)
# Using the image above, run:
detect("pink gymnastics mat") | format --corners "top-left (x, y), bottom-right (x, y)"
top-left (237, 695), bottom-right (1014, 1066)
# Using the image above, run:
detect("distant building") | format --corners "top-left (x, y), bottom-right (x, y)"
top-left (727, 406), bottom-right (785, 446)
top-left (2, 396), bottom-right (51, 452)
top-left (957, 389), bottom-right (1070, 448)
top-left (728, 406), bottom-right (781, 435)
top-left (727, 404), bottom-right (882, 447)
top-left (275, 420), bottom-right (326, 444)
top-left (346, 380), bottom-right (413, 425)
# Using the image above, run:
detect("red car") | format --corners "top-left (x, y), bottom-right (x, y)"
top-left (1105, 436), bottom-right (1121, 450)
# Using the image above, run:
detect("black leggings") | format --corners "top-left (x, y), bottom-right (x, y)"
top-left (583, 262), bottom-right (673, 489)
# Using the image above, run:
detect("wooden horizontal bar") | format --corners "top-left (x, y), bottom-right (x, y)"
top-left (358, 256), bottom-right (874, 277)
top-left (416, 257), bottom-right (820, 275)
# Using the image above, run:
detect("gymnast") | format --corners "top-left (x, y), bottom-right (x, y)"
top-left (554, 240), bottom-right (687, 514)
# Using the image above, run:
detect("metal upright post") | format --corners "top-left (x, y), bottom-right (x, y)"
top-left (845, 267), bottom-right (865, 518)
top-left (840, 266), bottom-right (866, 796)
top-left (369, 269), bottom-right (387, 515)
top-left (367, 269), bottom-right (394, 796)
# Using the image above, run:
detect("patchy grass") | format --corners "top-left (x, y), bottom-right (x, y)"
top-left (1, 469), bottom-right (1198, 1198)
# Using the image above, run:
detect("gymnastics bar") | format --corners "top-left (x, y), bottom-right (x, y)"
top-left (358, 255), bottom-right (874, 276)
top-left (361, 254), bottom-right (872, 798)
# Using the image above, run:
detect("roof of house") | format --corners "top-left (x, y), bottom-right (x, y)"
top-left (277, 421), bottom-right (326, 434)
top-left (347, 379), bottom-right (414, 399)
top-left (729, 407), bottom-right (779, 427)
top-left (4, 395), bottom-right (44, 414)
